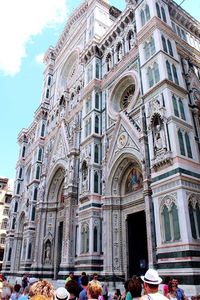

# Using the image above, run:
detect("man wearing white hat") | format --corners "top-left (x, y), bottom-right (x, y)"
top-left (140, 269), bottom-right (168, 300)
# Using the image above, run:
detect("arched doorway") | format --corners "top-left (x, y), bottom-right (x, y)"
top-left (46, 167), bottom-right (65, 279)
top-left (109, 157), bottom-right (148, 278)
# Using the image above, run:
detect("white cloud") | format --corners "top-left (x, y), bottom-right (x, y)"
top-left (35, 53), bottom-right (45, 65)
top-left (0, 0), bottom-right (68, 76)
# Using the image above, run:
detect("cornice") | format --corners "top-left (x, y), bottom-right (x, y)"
top-left (169, 0), bottom-right (200, 38)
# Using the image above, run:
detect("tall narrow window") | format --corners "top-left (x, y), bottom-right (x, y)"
top-left (16, 183), bottom-right (21, 195)
top-left (171, 203), bottom-right (180, 240)
top-left (14, 201), bottom-right (18, 213)
top-left (27, 243), bottom-right (32, 259)
top-left (38, 148), bottom-right (43, 161)
top-left (22, 146), bottom-right (26, 158)
top-left (166, 61), bottom-right (173, 81)
top-left (140, 9), bottom-right (145, 26)
top-left (46, 89), bottom-right (49, 99)
top-left (172, 95), bottom-right (179, 117)
top-left (94, 172), bottom-right (99, 193)
top-left (31, 206), bottom-right (36, 221)
top-left (95, 116), bottom-right (99, 134)
top-left (179, 99), bottom-right (186, 120)
top-left (93, 226), bottom-right (98, 252)
top-left (189, 202), bottom-right (197, 239)
top-left (185, 132), bottom-right (192, 158)
top-left (145, 4), bottom-right (150, 21)
top-left (178, 130), bottom-right (185, 156)
top-left (154, 62), bottom-right (160, 83)
top-left (36, 166), bottom-right (40, 180)
top-left (144, 42), bottom-right (150, 60)
top-left (172, 65), bottom-right (179, 85)
top-left (33, 187), bottom-right (38, 200)
top-left (161, 7), bottom-right (167, 23)
top-left (8, 248), bottom-right (12, 261)
top-left (12, 218), bottom-right (16, 230)
top-left (94, 145), bottom-right (99, 163)
top-left (167, 39), bottom-right (173, 56)
top-left (196, 205), bottom-right (200, 236)
top-left (41, 124), bottom-right (45, 137)
top-left (162, 35), bottom-right (168, 53)
top-left (156, 3), bottom-right (161, 19)
top-left (96, 63), bottom-right (100, 79)
top-left (150, 37), bottom-right (155, 55)
top-left (95, 93), bottom-right (100, 110)
top-left (19, 168), bottom-right (23, 179)
top-left (86, 226), bottom-right (89, 253)
top-left (148, 67), bottom-right (154, 88)
top-left (163, 205), bottom-right (171, 241)
top-left (47, 76), bottom-right (51, 86)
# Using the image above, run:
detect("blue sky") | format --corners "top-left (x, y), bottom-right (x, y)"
top-left (0, 0), bottom-right (199, 180)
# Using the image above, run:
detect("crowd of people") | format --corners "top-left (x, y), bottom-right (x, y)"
top-left (0, 269), bottom-right (199, 300)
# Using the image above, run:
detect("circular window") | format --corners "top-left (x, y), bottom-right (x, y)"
top-left (120, 84), bottom-right (135, 110)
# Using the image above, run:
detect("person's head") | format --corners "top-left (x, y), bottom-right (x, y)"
top-left (65, 280), bottom-right (79, 297)
top-left (171, 278), bottom-right (178, 287)
top-left (30, 295), bottom-right (48, 300)
top-left (29, 280), bottom-right (54, 300)
top-left (81, 272), bottom-right (86, 277)
top-left (23, 287), bottom-right (30, 295)
top-left (55, 287), bottom-right (69, 300)
top-left (69, 272), bottom-right (74, 279)
top-left (164, 276), bottom-right (171, 285)
top-left (14, 284), bottom-right (21, 293)
top-left (81, 275), bottom-right (88, 287)
top-left (141, 269), bottom-right (162, 293)
top-left (87, 282), bottom-right (102, 299)
top-left (92, 273), bottom-right (98, 281)
top-left (168, 282), bottom-right (176, 293)
top-left (115, 289), bottom-right (121, 297)
top-left (128, 276), bottom-right (142, 298)
top-left (124, 279), bottom-right (131, 293)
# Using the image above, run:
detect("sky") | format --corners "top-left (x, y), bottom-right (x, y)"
top-left (0, 0), bottom-right (199, 180)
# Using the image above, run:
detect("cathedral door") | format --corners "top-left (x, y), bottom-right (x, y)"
top-left (55, 221), bottom-right (63, 279)
top-left (127, 210), bottom-right (148, 277)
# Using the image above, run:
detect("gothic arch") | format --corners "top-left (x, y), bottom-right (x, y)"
top-left (108, 71), bottom-right (140, 120)
top-left (46, 163), bottom-right (66, 203)
top-left (58, 49), bottom-right (80, 92)
top-left (107, 153), bottom-right (143, 196)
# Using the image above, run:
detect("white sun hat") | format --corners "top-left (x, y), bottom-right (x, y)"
top-left (141, 268), bottom-right (162, 285)
top-left (55, 287), bottom-right (70, 300)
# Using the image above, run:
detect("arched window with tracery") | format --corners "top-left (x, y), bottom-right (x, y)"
top-left (161, 198), bottom-right (180, 242)
top-left (94, 145), bottom-right (99, 163)
top-left (188, 196), bottom-right (200, 239)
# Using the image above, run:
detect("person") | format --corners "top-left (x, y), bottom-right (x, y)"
top-left (171, 279), bottom-right (187, 300)
top-left (90, 274), bottom-right (101, 286)
top-left (86, 281), bottom-right (102, 300)
top-left (113, 289), bottom-right (121, 300)
top-left (65, 279), bottom-right (79, 300)
top-left (121, 280), bottom-right (131, 300)
top-left (22, 274), bottom-right (29, 290)
top-left (18, 286), bottom-right (30, 300)
top-left (55, 287), bottom-right (69, 300)
top-left (140, 268), bottom-right (168, 300)
top-left (128, 276), bottom-right (142, 299)
top-left (10, 284), bottom-right (22, 300)
top-left (163, 277), bottom-right (171, 297)
top-left (66, 272), bottom-right (75, 284)
top-left (1, 280), bottom-right (12, 300)
top-left (79, 275), bottom-right (88, 300)
top-left (78, 272), bottom-right (86, 292)
top-left (167, 282), bottom-right (177, 300)
top-left (29, 280), bottom-right (54, 300)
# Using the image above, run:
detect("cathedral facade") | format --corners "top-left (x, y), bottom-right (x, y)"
top-left (3, 0), bottom-right (200, 293)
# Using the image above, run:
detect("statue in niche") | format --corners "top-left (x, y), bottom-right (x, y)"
top-left (154, 124), bottom-right (166, 154)
top-left (45, 241), bottom-right (51, 263)
top-left (129, 32), bottom-right (135, 49)
top-left (39, 177), bottom-right (46, 201)
top-left (125, 167), bottom-right (143, 193)
top-left (82, 161), bottom-right (88, 192)
top-left (107, 55), bottom-right (112, 71)
top-left (118, 44), bottom-right (123, 61)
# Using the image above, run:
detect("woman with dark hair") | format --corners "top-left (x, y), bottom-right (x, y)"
top-left (113, 289), bottom-right (121, 300)
top-left (128, 276), bottom-right (142, 299)
top-left (65, 280), bottom-right (79, 300)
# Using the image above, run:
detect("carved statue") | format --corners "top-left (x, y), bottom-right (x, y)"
top-left (154, 124), bottom-right (166, 153)
top-left (45, 242), bottom-right (51, 263)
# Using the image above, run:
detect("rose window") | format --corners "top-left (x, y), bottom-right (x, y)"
top-left (120, 84), bottom-right (135, 110)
